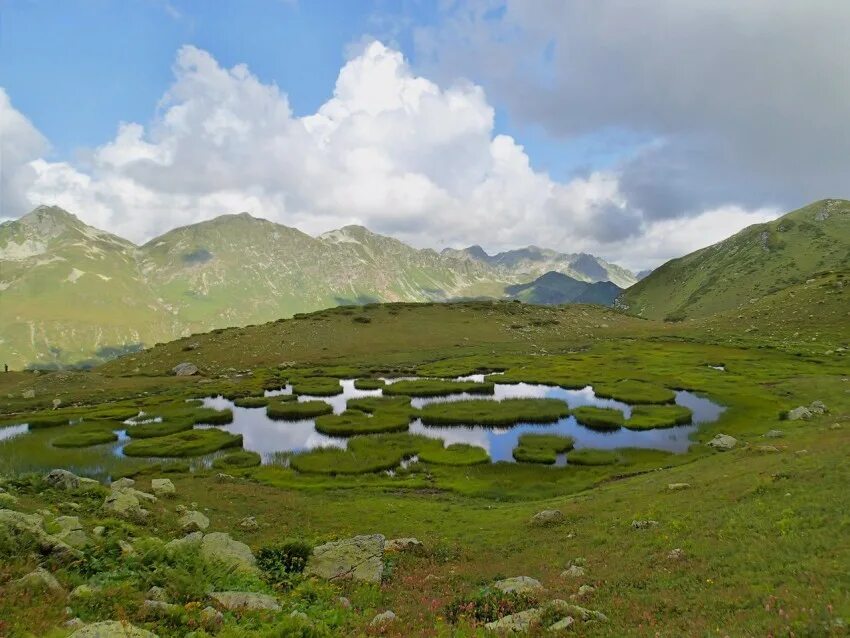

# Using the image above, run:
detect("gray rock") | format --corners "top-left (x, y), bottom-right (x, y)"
top-left (530, 509), bottom-right (565, 527)
top-left (141, 600), bottom-right (181, 619)
top-left (289, 610), bottom-right (310, 622)
top-left (707, 434), bottom-right (737, 451)
top-left (53, 398), bottom-right (62, 409)
top-left (172, 362), bottom-right (199, 377)
top-left (667, 483), bottom-right (691, 491)
top-left (54, 515), bottom-right (89, 548)
top-left (102, 491), bottom-right (148, 523)
top-left (370, 610), bottom-right (397, 627)
top-left (547, 600), bottom-right (608, 623)
top-left (763, 429), bottom-right (785, 438)
top-left (809, 400), bottom-right (828, 414)
top-left (631, 520), bottom-right (659, 530)
top-left (560, 565), bottom-right (585, 578)
top-left (485, 608), bottom-right (542, 633)
top-left (667, 548), bottom-right (685, 561)
top-left (572, 584), bottom-right (596, 600)
top-left (110, 478), bottom-right (135, 490)
top-left (179, 510), bottom-right (210, 533)
top-left (548, 616), bottom-right (575, 631)
top-left (787, 407), bottom-right (812, 421)
top-left (0, 509), bottom-right (80, 563)
top-left (493, 576), bottom-right (544, 595)
top-left (200, 606), bottom-right (224, 631)
top-left (69, 621), bottom-right (158, 637)
top-left (755, 445), bottom-right (780, 454)
top-left (46, 469), bottom-right (100, 492)
top-left (14, 567), bottom-right (65, 596)
top-left (22, 389), bottom-right (35, 399)
top-left (305, 534), bottom-right (385, 583)
top-left (118, 539), bottom-right (136, 556)
top-left (238, 516), bottom-right (259, 531)
top-left (63, 618), bottom-right (86, 631)
top-left (165, 532), bottom-right (203, 555)
top-left (201, 532), bottom-right (258, 574)
top-left (209, 591), bottom-right (281, 612)
top-left (150, 478), bottom-right (175, 498)
top-left (71, 584), bottom-right (99, 599)
top-left (385, 537), bottom-right (422, 552)
top-left (147, 586), bottom-right (168, 602)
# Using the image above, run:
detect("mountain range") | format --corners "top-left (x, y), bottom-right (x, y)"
top-left (0, 206), bottom-right (633, 368)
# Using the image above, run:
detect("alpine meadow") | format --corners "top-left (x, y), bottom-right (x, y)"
top-left (1, 3), bottom-right (849, 638)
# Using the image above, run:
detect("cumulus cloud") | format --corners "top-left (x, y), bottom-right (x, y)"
top-left (5, 41), bottom-right (779, 269)
top-left (415, 0), bottom-right (850, 221)
top-left (0, 88), bottom-right (49, 217)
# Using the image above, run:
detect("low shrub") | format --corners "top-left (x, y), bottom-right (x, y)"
top-left (445, 587), bottom-right (540, 624)
top-left (257, 540), bottom-right (312, 587)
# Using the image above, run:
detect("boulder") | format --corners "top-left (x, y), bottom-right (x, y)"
top-left (141, 600), bottom-right (181, 619)
top-left (755, 445), bottom-right (780, 454)
top-left (119, 488), bottom-right (158, 504)
top-left (667, 483), bottom-right (691, 491)
top-left (530, 510), bottom-right (565, 527)
top-left (667, 548), bottom-right (685, 561)
top-left (548, 616), bottom-right (575, 631)
top-left (572, 584), bottom-right (596, 600)
top-left (485, 608), bottom-right (541, 633)
top-left (200, 606), bottom-right (224, 631)
top-left (370, 610), bottom-right (397, 627)
top-left (385, 537), bottom-right (422, 552)
top-left (707, 434), bottom-right (737, 451)
top-left (13, 567), bottom-right (65, 596)
top-left (165, 532), bottom-right (203, 555)
top-left (493, 576), bottom-right (544, 595)
top-left (631, 519), bottom-right (659, 530)
top-left (763, 429), bottom-right (785, 438)
top-left (0, 509), bottom-right (80, 563)
top-left (238, 516), bottom-right (259, 531)
top-left (201, 532), bottom-right (258, 574)
top-left (71, 584), bottom-right (99, 599)
top-left (305, 534), bottom-right (385, 584)
top-left (809, 400), bottom-right (827, 415)
top-left (110, 478), bottom-right (135, 490)
top-left (547, 600), bottom-right (608, 623)
top-left (147, 586), bottom-right (168, 602)
top-left (209, 591), bottom-right (281, 612)
top-left (560, 565), bottom-right (585, 578)
top-left (46, 469), bottom-right (100, 492)
top-left (179, 510), bottom-right (210, 533)
top-left (69, 621), bottom-right (158, 637)
top-left (54, 515), bottom-right (89, 548)
top-left (102, 491), bottom-right (148, 523)
top-left (150, 478), bottom-right (175, 498)
top-left (172, 362), bottom-right (199, 377)
top-left (787, 407), bottom-right (812, 421)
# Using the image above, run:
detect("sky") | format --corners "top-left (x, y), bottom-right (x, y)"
top-left (1, 1), bottom-right (848, 271)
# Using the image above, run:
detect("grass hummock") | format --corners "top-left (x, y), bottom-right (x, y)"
top-left (233, 396), bottom-right (270, 408)
top-left (266, 400), bottom-right (333, 421)
top-left (383, 379), bottom-right (495, 398)
top-left (291, 377), bottom-right (343, 396)
top-left (123, 429), bottom-right (243, 457)
top-left (418, 443), bottom-right (489, 466)
top-left (346, 396), bottom-right (414, 414)
top-left (314, 409), bottom-right (410, 436)
top-left (353, 378), bottom-right (386, 390)
top-left (289, 433), bottom-right (439, 475)
top-left (126, 420), bottom-right (194, 439)
top-left (512, 433), bottom-right (575, 464)
top-left (419, 398), bottom-right (569, 426)
top-left (51, 426), bottom-right (119, 448)
top-left (212, 450), bottom-right (262, 469)
top-left (625, 405), bottom-right (693, 430)
top-left (572, 406), bottom-right (625, 431)
top-left (593, 380), bottom-right (676, 404)
top-left (567, 448), bottom-right (621, 466)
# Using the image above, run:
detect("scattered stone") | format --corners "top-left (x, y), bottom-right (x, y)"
top-left (22, 389), bottom-right (35, 399)
top-left (147, 586), bottom-right (168, 602)
top-left (141, 600), bottom-right (181, 619)
top-left (631, 520), bottom-right (659, 530)
top-left (120, 488), bottom-right (158, 504)
top-left (290, 610), bottom-right (310, 622)
top-left (52, 398), bottom-right (62, 409)
top-left (179, 510), bottom-right (210, 533)
top-left (92, 526), bottom-right (106, 537)
top-left (54, 515), bottom-right (89, 548)
top-left (150, 478), bottom-right (175, 498)
top-left (493, 576), bottom-right (544, 595)
top-left (530, 509), bottom-right (565, 527)
top-left (560, 565), bottom-right (585, 578)
top-left (548, 616), bottom-right (575, 631)
top-left (110, 478), bottom-right (135, 490)
top-left (175, 504), bottom-right (187, 514)
top-left (59, 501), bottom-right (81, 512)
top-left (118, 539), bottom-right (136, 556)
top-left (337, 596), bottom-right (351, 608)
top-left (14, 567), bottom-right (65, 596)
top-left (172, 362), bottom-right (199, 377)
top-left (201, 532), bottom-right (258, 574)
top-left (667, 548), bottom-right (686, 561)
top-left (46, 469), bottom-right (100, 492)
top-left (238, 516), bottom-right (259, 531)
top-left (102, 490), bottom-right (148, 523)
top-left (69, 620), bottom-right (158, 637)
top-left (755, 445), bottom-right (780, 454)
top-left (572, 585), bottom-right (596, 600)
top-left (707, 434), bottom-right (738, 451)
top-left (485, 608), bottom-right (541, 633)
top-left (787, 407), bottom-right (812, 421)
top-left (0, 509), bottom-right (80, 563)
top-left (370, 610), bottom-right (397, 627)
top-left (667, 483), bottom-right (691, 491)
top-left (63, 618), bottom-right (85, 631)
top-left (71, 584), bottom-right (98, 599)
top-left (810, 400), bottom-right (828, 414)
top-left (215, 473), bottom-right (236, 482)
top-left (200, 606), bottom-right (224, 631)
top-left (763, 429), bottom-right (785, 438)
top-left (209, 591), bottom-right (281, 612)
top-left (165, 531), bottom-right (203, 555)
top-left (385, 537), bottom-right (423, 552)
top-left (305, 534), bottom-right (385, 584)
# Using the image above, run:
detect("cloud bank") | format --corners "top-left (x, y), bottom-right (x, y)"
top-left (2, 41), bottom-right (779, 269)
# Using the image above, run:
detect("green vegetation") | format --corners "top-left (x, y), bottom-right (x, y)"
top-left (419, 398), bottom-right (569, 426)
top-left (266, 399), bottom-right (333, 420)
top-left (123, 429), bottom-right (243, 457)
top-left (593, 379), bottom-right (676, 404)
top-left (314, 409), bottom-right (410, 436)
top-left (418, 443), bottom-right (490, 466)
top-left (26, 415), bottom-right (71, 429)
top-left (212, 450), bottom-right (262, 469)
top-left (233, 396), bottom-right (270, 408)
top-left (346, 395), bottom-right (414, 413)
top-left (567, 448), bottom-right (621, 466)
top-left (353, 378), bottom-right (386, 390)
top-left (512, 433), bottom-right (575, 464)
top-left (51, 426), bottom-right (119, 448)
top-left (626, 404), bottom-right (694, 430)
top-left (571, 405), bottom-right (625, 430)
top-left (291, 377), bottom-right (343, 396)
top-left (383, 379), bottom-right (495, 397)
top-left (125, 419), bottom-right (194, 439)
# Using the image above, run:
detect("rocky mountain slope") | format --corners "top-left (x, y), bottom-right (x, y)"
top-left (0, 207), bottom-right (630, 369)
top-left (442, 245), bottom-right (637, 288)
top-left (618, 199), bottom-right (850, 320)
top-left (505, 271), bottom-right (622, 306)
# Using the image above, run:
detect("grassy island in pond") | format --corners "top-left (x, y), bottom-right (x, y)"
top-left (419, 398), bottom-right (569, 426)
top-left (51, 426), bottom-right (119, 448)
top-left (383, 379), bottom-right (494, 397)
top-left (123, 428), bottom-right (243, 457)
top-left (571, 406), bottom-right (625, 430)
top-left (593, 379), bottom-right (676, 404)
top-left (512, 433), bottom-right (575, 464)
top-left (625, 404), bottom-right (694, 429)
top-left (266, 400), bottom-right (333, 420)
top-left (314, 409), bottom-right (410, 436)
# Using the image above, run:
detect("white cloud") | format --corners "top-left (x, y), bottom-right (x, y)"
top-left (4, 41), bottom-right (779, 269)
top-left (0, 88), bottom-right (49, 214)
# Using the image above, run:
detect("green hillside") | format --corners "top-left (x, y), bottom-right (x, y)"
top-left (619, 199), bottom-right (850, 320)
top-left (505, 271), bottom-right (622, 306)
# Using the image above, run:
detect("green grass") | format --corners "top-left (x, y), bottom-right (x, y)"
top-left (289, 446), bottom-right (404, 475)
top-left (567, 448), bottom-right (621, 466)
top-left (512, 433), bottom-right (575, 464)
top-left (266, 400), bottom-right (333, 420)
top-left (51, 426), bottom-right (119, 448)
top-left (123, 428), bottom-right (243, 457)
top-left (25, 415), bottom-right (71, 429)
top-left (125, 419), bottom-right (194, 439)
top-left (625, 404), bottom-right (694, 430)
top-left (192, 407), bottom-right (234, 425)
top-left (233, 396), bottom-right (270, 408)
top-left (212, 450), bottom-right (262, 469)
top-left (418, 443), bottom-right (490, 466)
top-left (419, 398), bottom-right (569, 426)
top-left (346, 395), bottom-right (414, 414)
top-left (593, 379), bottom-right (676, 404)
top-left (314, 409), bottom-right (410, 436)
top-left (291, 377), bottom-right (343, 396)
top-left (383, 379), bottom-right (495, 397)
top-left (353, 378), bottom-right (386, 390)
top-left (571, 405), bottom-right (625, 430)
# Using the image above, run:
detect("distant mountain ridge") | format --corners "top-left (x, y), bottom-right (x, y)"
top-left (0, 206), bottom-right (634, 368)
top-left (505, 271), bottom-right (622, 306)
top-left (619, 199), bottom-right (850, 320)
